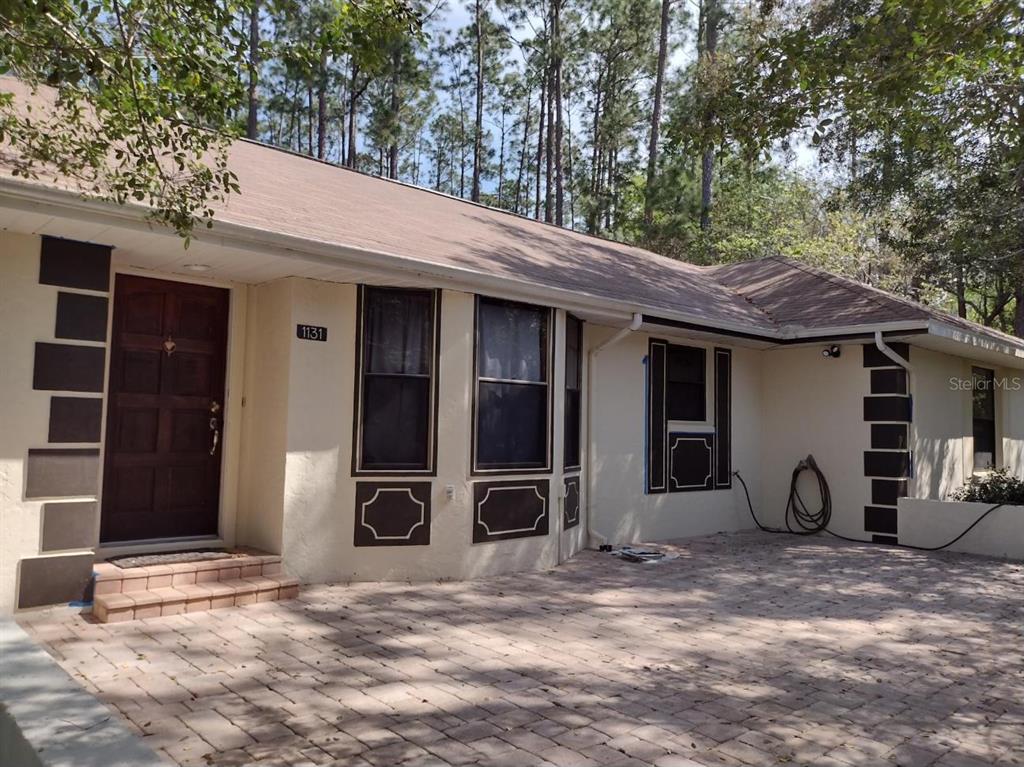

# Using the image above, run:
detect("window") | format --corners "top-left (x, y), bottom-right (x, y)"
top-left (972, 366), bottom-right (996, 472)
top-left (475, 297), bottom-right (551, 471)
top-left (355, 287), bottom-right (438, 472)
top-left (564, 314), bottom-right (583, 470)
top-left (666, 344), bottom-right (706, 422)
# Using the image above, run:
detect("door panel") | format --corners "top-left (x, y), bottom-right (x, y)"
top-left (101, 274), bottom-right (229, 543)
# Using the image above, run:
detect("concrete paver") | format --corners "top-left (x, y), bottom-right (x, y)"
top-left (18, 532), bottom-right (1024, 766)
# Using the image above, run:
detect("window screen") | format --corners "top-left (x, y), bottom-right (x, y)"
top-left (475, 298), bottom-right (550, 470)
top-left (666, 344), bottom-right (706, 422)
top-left (972, 367), bottom-right (996, 472)
top-left (357, 287), bottom-right (436, 471)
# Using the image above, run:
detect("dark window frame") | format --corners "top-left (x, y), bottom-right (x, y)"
top-left (665, 343), bottom-right (707, 423)
top-left (971, 366), bottom-right (997, 473)
top-left (564, 314), bottom-right (583, 471)
top-left (352, 285), bottom-right (441, 476)
top-left (472, 296), bottom-right (554, 475)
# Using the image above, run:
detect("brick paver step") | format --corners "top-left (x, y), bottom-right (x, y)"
top-left (92, 574), bottom-right (298, 623)
top-left (93, 550), bottom-right (282, 596)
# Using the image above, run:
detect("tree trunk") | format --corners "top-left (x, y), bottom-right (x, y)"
top-left (699, 0), bottom-right (719, 232)
top-left (346, 61), bottom-right (360, 168)
top-left (316, 53), bottom-right (327, 160)
top-left (955, 264), bottom-right (968, 318)
top-left (307, 86), bottom-right (314, 156)
top-left (471, 0), bottom-right (484, 201)
top-left (545, 62), bottom-right (554, 224)
top-left (586, 69), bottom-right (603, 234)
top-left (497, 104), bottom-right (506, 207)
top-left (246, 0), bottom-right (260, 140)
top-left (551, 0), bottom-right (564, 226)
top-left (644, 0), bottom-right (671, 227)
top-left (535, 75), bottom-right (546, 220)
top-left (515, 93), bottom-right (531, 214)
top-left (388, 48), bottom-right (400, 179)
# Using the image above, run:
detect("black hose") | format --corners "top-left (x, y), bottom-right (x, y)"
top-left (733, 458), bottom-right (1006, 553)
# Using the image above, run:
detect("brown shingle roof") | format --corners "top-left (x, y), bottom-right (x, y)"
top-left (0, 77), bottom-right (1020, 348)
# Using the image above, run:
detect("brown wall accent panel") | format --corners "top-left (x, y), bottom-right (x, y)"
top-left (55, 292), bottom-right (109, 342)
top-left (871, 424), bottom-right (909, 450)
top-left (25, 448), bottom-right (100, 499)
top-left (17, 553), bottom-right (94, 608)
top-left (473, 479), bottom-right (549, 543)
top-left (872, 479), bottom-right (908, 506)
top-left (870, 368), bottom-right (908, 395)
top-left (862, 342), bottom-right (910, 368)
top-left (48, 397), bottom-right (103, 443)
top-left (353, 482), bottom-right (431, 546)
top-left (714, 348), bottom-right (732, 488)
top-left (864, 506), bottom-right (898, 535)
top-left (647, 340), bottom-right (667, 494)
top-left (864, 450), bottom-right (912, 479)
top-left (41, 501), bottom-right (99, 552)
top-left (669, 433), bottom-right (715, 492)
top-left (863, 396), bottom-right (912, 422)
top-left (563, 475), bottom-right (580, 529)
top-left (33, 343), bottom-right (106, 392)
top-left (39, 236), bottom-right (112, 292)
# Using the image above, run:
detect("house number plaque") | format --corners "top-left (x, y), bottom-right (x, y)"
top-left (296, 324), bottom-right (328, 342)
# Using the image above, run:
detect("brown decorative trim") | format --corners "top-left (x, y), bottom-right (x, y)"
top-left (351, 286), bottom-right (441, 476)
top-left (647, 339), bottom-right (667, 494)
top-left (863, 342), bottom-right (910, 368)
top-left (864, 506), bottom-right (898, 535)
top-left (470, 296), bottom-right (554, 476)
top-left (25, 448), bottom-right (100, 499)
top-left (863, 396), bottom-right (912, 422)
top-left (871, 424), bottom-right (908, 450)
top-left (41, 501), bottom-right (99, 552)
top-left (55, 292), bottom-right (109, 342)
top-left (17, 553), bottom-right (94, 608)
top-left (33, 342), bottom-right (106, 392)
top-left (563, 475), bottom-right (580, 529)
top-left (353, 482), bottom-right (431, 546)
top-left (714, 347), bottom-right (732, 488)
top-left (864, 450), bottom-right (912, 479)
top-left (472, 479), bottom-right (549, 542)
top-left (870, 368), bottom-right (907, 395)
top-left (668, 432), bottom-right (715, 492)
top-left (872, 479), bottom-right (908, 506)
top-left (39, 236), bottom-right (112, 292)
top-left (48, 397), bottom-right (103, 443)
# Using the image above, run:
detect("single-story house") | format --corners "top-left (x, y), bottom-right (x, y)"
top-left (2, 82), bottom-right (1023, 616)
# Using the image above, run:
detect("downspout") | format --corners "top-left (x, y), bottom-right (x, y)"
top-left (875, 330), bottom-right (916, 483)
top-left (586, 312), bottom-right (644, 548)
top-left (875, 330), bottom-right (913, 372)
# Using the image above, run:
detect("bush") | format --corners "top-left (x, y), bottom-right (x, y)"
top-left (951, 468), bottom-right (1024, 505)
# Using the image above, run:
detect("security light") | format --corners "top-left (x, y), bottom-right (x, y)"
top-left (822, 345), bottom-right (841, 358)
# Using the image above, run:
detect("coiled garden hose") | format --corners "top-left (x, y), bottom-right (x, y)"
top-left (733, 456), bottom-right (1006, 552)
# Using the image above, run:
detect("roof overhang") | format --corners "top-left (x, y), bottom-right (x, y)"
top-left (2, 176), bottom-right (1023, 363)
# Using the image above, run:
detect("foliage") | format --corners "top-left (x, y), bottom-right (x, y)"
top-left (951, 468), bottom-right (1024, 506)
top-left (0, 0), bottom-right (248, 240)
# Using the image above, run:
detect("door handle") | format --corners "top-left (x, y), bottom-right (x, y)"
top-left (209, 401), bottom-right (221, 456)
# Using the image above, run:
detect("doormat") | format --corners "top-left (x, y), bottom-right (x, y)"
top-left (105, 550), bottom-right (236, 569)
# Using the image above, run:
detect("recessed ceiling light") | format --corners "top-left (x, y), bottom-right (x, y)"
top-left (183, 263), bottom-right (211, 272)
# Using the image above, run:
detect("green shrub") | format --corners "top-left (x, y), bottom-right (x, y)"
top-left (951, 468), bottom-right (1024, 506)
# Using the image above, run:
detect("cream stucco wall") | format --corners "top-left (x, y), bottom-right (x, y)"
top-left (0, 234), bottom-right (58, 613)
top-left (238, 279), bottom-right (584, 583)
top-left (913, 346), bottom-right (1024, 496)
top-left (588, 329), bottom-right (760, 544)
top-left (759, 346), bottom-right (871, 537)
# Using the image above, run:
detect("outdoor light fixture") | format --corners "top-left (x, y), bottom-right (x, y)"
top-left (822, 345), bottom-right (842, 359)
top-left (183, 263), bottom-right (212, 272)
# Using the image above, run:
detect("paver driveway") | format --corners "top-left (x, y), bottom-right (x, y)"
top-left (19, 532), bottom-right (1024, 767)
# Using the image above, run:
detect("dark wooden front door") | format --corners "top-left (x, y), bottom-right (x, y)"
top-left (101, 274), bottom-right (230, 543)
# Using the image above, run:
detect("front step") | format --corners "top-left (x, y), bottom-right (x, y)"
top-left (91, 551), bottom-right (299, 623)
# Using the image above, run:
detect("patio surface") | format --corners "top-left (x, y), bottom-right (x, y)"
top-left (18, 531), bottom-right (1024, 767)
